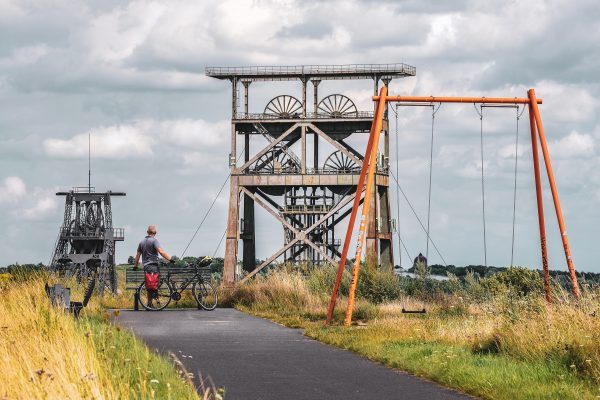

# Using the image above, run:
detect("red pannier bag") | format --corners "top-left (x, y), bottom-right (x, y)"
top-left (144, 272), bottom-right (159, 290)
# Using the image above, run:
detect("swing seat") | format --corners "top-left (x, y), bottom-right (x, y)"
top-left (401, 308), bottom-right (427, 314)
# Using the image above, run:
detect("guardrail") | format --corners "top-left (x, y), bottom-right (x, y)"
top-left (234, 111), bottom-right (374, 120)
top-left (206, 63), bottom-right (416, 77)
top-left (244, 167), bottom-right (388, 175)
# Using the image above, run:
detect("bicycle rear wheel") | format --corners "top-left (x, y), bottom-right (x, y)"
top-left (137, 280), bottom-right (173, 311)
top-left (193, 280), bottom-right (218, 311)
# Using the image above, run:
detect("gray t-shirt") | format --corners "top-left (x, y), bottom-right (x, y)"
top-left (137, 236), bottom-right (161, 272)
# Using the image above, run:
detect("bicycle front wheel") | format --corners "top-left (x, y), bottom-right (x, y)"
top-left (137, 280), bottom-right (172, 311)
top-left (193, 280), bottom-right (218, 311)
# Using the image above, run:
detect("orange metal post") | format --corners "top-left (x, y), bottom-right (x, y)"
top-left (326, 110), bottom-right (378, 325)
top-left (344, 86), bottom-right (387, 326)
top-left (528, 89), bottom-right (580, 298)
top-left (528, 103), bottom-right (552, 302)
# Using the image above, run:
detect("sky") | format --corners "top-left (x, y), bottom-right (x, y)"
top-left (0, 0), bottom-right (599, 273)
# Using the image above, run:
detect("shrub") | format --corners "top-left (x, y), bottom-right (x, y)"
top-left (481, 267), bottom-right (543, 297)
top-left (306, 264), bottom-right (350, 297)
top-left (356, 268), bottom-right (401, 304)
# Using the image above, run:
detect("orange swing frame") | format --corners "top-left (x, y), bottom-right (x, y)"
top-left (326, 87), bottom-right (580, 326)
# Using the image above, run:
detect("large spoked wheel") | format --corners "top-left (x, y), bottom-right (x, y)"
top-left (193, 280), bottom-right (218, 311)
top-left (137, 280), bottom-right (173, 311)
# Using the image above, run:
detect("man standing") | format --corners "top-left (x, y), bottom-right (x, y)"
top-left (134, 225), bottom-right (173, 304)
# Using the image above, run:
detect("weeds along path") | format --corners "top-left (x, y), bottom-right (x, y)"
top-left (114, 308), bottom-right (472, 400)
top-left (0, 275), bottom-right (199, 400)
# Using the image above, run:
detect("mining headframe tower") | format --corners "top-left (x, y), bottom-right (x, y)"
top-left (206, 63), bottom-right (416, 284)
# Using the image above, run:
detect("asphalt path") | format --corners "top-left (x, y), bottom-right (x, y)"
top-left (115, 308), bottom-right (472, 400)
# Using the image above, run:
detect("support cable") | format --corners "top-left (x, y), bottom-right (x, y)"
top-left (389, 171), bottom-right (447, 265)
top-left (213, 228), bottom-right (227, 258)
top-left (181, 146), bottom-right (245, 258)
top-left (510, 105), bottom-right (527, 266)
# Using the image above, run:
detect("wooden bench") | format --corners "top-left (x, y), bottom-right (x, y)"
top-left (125, 266), bottom-right (212, 290)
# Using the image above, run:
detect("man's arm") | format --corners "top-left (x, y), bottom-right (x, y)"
top-left (133, 251), bottom-right (141, 269)
top-left (157, 247), bottom-right (171, 262)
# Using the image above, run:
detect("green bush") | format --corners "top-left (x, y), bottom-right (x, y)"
top-left (481, 267), bottom-right (543, 297)
top-left (306, 264), bottom-right (350, 297)
top-left (356, 268), bottom-right (401, 304)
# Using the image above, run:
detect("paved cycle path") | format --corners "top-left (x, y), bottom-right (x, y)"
top-left (115, 309), bottom-right (472, 400)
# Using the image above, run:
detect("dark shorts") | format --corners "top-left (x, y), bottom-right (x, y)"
top-left (144, 263), bottom-right (159, 274)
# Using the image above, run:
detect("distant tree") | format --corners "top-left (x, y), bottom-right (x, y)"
top-left (127, 256), bottom-right (135, 265)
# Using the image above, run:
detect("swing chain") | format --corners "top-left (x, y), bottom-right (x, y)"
top-left (425, 103), bottom-right (442, 260)
top-left (510, 105), bottom-right (524, 266)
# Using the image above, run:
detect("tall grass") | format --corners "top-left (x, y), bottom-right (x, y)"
top-left (0, 273), bottom-right (203, 399)
top-left (225, 266), bottom-right (600, 399)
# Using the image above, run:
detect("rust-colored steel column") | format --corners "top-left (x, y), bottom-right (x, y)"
top-left (326, 106), bottom-right (378, 325)
top-left (528, 89), bottom-right (580, 298)
top-left (344, 86), bottom-right (388, 326)
top-left (223, 179), bottom-right (240, 285)
top-left (528, 103), bottom-right (552, 302)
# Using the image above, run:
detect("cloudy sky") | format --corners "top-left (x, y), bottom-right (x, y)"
top-left (0, 0), bottom-right (598, 273)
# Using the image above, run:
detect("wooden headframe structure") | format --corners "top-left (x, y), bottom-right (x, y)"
top-left (206, 64), bottom-right (417, 284)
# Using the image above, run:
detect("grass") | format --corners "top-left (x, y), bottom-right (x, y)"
top-left (223, 266), bottom-right (600, 400)
top-left (0, 272), bottom-right (212, 399)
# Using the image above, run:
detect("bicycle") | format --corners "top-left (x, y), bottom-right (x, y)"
top-left (137, 256), bottom-right (218, 311)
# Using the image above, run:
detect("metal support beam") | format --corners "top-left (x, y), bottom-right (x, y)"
top-left (312, 79), bottom-right (321, 113)
top-left (344, 86), bottom-right (388, 326)
top-left (238, 123), bottom-right (300, 173)
top-left (528, 102), bottom-right (551, 302)
top-left (308, 123), bottom-right (362, 166)
top-left (242, 80), bottom-right (251, 116)
top-left (223, 180), bottom-right (240, 285)
top-left (240, 191), bottom-right (356, 283)
top-left (528, 89), bottom-right (579, 298)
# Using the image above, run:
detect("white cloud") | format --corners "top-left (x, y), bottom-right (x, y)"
top-left (0, 177), bottom-right (58, 220)
top-left (21, 195), bottom-right (58, 220)
top-left (537, 81), bottom-right (599, 123)
top-left (43, 119), bottom-right (228, 159)
top-left (44, 126), bottom-right (154, 159)
top-left (0, 176), bottom-right (26, 204)
top-left (549, 130), bottom-right (595, 158)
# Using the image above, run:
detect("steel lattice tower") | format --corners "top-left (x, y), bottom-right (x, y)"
top-left (50, 187), bottom-right (125, 293)
top-left (206, 64), bottom-right (416, 284)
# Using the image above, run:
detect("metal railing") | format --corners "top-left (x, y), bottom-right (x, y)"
top-left (206, 63), bottom-right (416, 77)
top-left (58, 226), bottom-right (125, 240)
top-left (72, 186), bottom-right (95, 193)
top-left (112, 228), bottom-right (125, 240)
top-left (235, 111), bottom-right (374, 120)
top-left (282, 204), bottom-right (332, 214)
top-left (245, 167), bottom-right (388, 175)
